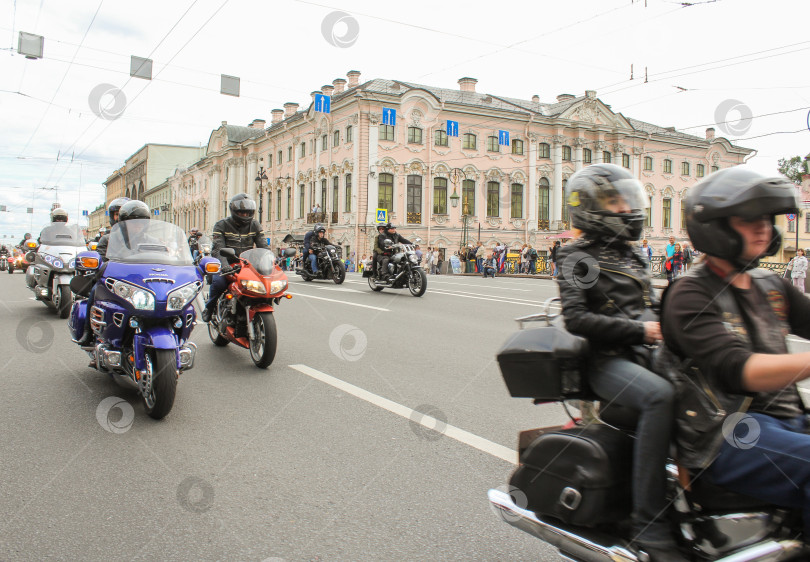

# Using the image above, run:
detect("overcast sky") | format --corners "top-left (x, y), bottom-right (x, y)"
top-left (1, 0), bottom-right (808, 240)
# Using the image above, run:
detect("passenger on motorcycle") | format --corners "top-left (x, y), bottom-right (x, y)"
top-left (188, 228), bottom-right (201, 261)
top-left (371, 224), bottom-right (386, 276)
top-left (377, 224), bottom-right (412, 280)
top-left (307, 226), bottom-right (332, 274)
top-left (96, 197), bottom-right (131, 260)
top-left (556, 164), bottom-right (680, 561)
top-left (201, 193), bottom-right (267, 323)
top-left (661, 167), bottom-right (810, 539)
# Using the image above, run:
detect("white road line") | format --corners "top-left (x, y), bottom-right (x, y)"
top-left (431, 287), bottom-right (546, 304)
top-left (316, 287), bottom-right (363, 293)
top-left (286, 292), bottom-right (390, 312)
top-left (289, 364), bottom-right (516, 465)
top-left (425, 280), bottom-right (532, 292)
top-left (430, 289), bottom-right (544, 307)
top-left (787, 336), bottom-right (810, 344)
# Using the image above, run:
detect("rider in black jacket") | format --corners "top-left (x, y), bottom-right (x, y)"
top-left (201, 194), bottom-right (267, 322)
top-left (557, 164), bottom-right (681, 562)
top-left (307, 226), bottom-right (332, 274)
top-left (377, 224), bottom-right (411, 279)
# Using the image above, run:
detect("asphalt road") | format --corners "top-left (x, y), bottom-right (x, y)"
top-left (0, 269), bottom-right (570, 561)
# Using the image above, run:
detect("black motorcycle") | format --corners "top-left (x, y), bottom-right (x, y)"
top-left (296, 243), bottom-right (346, 284)
top-left (489, 297), bottom-right (807, 562)
top-left (363, 240), bottom-right (427, 297)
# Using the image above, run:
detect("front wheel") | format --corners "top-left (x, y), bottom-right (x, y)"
top-left (208, 317), bottom-right (229, 346)
top-left (144, 349), bottom-right (178, 419)
top-left (408, 268), bottom-right (427, 297)
top-left (332, 260), bottom-right (346, 285)
top-left (368, 275), bottom-right (384, 292)
top-left (249, 311), bottom-right (277, 369)
top-left (54, 284), bottom-right (72, 318)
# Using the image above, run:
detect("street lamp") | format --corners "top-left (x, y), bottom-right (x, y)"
top-left (255, 165), bottom-right (268, 222)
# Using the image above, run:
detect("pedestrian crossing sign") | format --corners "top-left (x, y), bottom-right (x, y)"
top-left (376, 209), bottom-right (387, 223)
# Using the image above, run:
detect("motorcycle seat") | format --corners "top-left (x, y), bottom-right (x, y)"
top-left (688, 474), bottom-right (772, 512)
top-left (598, 402), bottom-right (638, 433)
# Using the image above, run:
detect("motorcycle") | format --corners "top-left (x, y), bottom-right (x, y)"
top-left (0, 251), bottom-right (7, 272)
top-left (67, 219), bottom-right (221, 419)
top-left (363, 240), bottom-right (427, 297)
top-left (24, 224), bottom-right (85, 318)
top-left (488, 297), bottom-right (807, 562)
top-left (8, 250), bottom-right (31, 274)
top-left (296, 243), bottom-right (346, 284)
top-left (195, 235), bottom-right (213, 301)
top-left (207, 247), bottom-right (296, 369)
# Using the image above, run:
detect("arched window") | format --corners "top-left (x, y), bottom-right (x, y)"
top-left (538, 143), bottom-right (550, 158)
top-left (511, 183), bottom-right (523, 218)
top-left (487, 181), bottom-right (499, 216)
top-left (378, 173), bottom-right (394, 212)
top-left (433, 177), bottom-right (447, 214)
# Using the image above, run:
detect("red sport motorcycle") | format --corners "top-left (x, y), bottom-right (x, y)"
top-left (207, 247), bottom-right (295, 368)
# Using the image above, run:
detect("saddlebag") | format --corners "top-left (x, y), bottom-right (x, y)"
top-left (496, 316), bottom-right (590, 400)
top-left (509, 424), bottom-right (633, 527)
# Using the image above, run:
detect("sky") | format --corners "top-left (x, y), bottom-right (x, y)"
top-left (1, 0), bottom-right (808, 241)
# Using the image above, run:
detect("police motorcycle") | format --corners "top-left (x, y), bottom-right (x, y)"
top-left (24, 223), bottom-right (85, 318)
top-left (296, 242), bottom-right (346, 284)
top-left (488, 298), bottom-right (807, 562)
top-left (363, 238), bottom-right (427, 297)
top-left (68, 215), bottom-right (221, 419)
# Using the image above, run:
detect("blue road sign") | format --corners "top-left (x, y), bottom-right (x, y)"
top-left (446, 120), bottom-right (459, 137)
top-left (376, 208), bottom-right (388, 223)
top-left (499, 130), bottom-right (510, 146)
top-left (82, 210), bottom-right (89, 216)
top-left (314, 94), bottom-right (331, 114)
top-left (382, 107), bottom-right (396, 126)
top-left (153, 209), bottom-right (160, 216)
top-left (787, 213), bottom-right (796, 221)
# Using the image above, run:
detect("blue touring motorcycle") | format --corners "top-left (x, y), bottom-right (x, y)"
top-left (68, 219), bottom-right (221, 419)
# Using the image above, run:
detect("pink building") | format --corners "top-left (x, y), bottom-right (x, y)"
top-left (177, 70), bottom-right (753, 260)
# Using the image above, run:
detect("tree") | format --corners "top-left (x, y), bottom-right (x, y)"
top-left (778, 156), bottom-right (809, 185)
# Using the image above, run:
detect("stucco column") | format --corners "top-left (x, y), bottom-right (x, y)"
top-left (552, 135), bottom-right (564, 223)
top-left (633, 147), bottom-right (643, 179)
top-left (367, 115), bottom-right (380, 224)
top-left (574, 137), bottom-right (584, 171)
top-left (527, 135), bottom-right (537, 223)
top-left (247, 155), bottom-right (258, 203)
top-left (210, 165), bottom-right (221, 224)
top-left (594, 141), bottom-right (605, 164)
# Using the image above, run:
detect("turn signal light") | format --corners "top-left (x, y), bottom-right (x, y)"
top-left (284, 294), bottom-right (292, 299)
top-left (26, 241), bottom-right (37, 249)
top-left (205, 262), bottom-right (221, 274)
top-left (80, 256), bottom-right (99, 269)
top-left (225, 294), bottom-right (233, 300)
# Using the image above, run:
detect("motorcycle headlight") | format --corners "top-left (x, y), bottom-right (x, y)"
top-left (53, 259), bottom-right (64, 269)
top-left (409, 255), bottom-right (417, 263)
top-left (240, 279), bottom-right (267, 294)
top-left (167, 282), bottom-right (201, 311)
top-left (269, 280), bottom-right (287, 294)
top-left (68, 259), bottom-right (76, 269)
top-left (112, 280), bottom-right (155, 310)
top-left (42, 254), bottom-right (54, 265)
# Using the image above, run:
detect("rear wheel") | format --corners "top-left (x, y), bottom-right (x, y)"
top-left (249, 311), bottom-right (277, 369)
top-left (408, 268), bottom-right (427, 297)
top-left (368, 275), bottom-right (384, 292)
top-left (332, 260), bottom-right (346, 285)
top-left (143, 349), bottom-right (178, 419)
top-left (54, 284), bottom-right (72, 318)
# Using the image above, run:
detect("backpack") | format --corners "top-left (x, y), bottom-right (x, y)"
top-left (529, 248), bottom-right (537, 259)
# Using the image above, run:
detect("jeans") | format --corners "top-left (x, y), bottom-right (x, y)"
top-left (529, 259), bottom-right (536, 274)
top-left (205, 273), bottom-right (230, 310)
top-left (710, 412), bottom-right (810, 536)
top-left (590, 356), bottom-right (675, 547)
top-left (476, 258), bottom-right (483, 273)
top-left (483, 266), bottom-right (495, 278)
top-left (309, 253), bottom-right (319, 273)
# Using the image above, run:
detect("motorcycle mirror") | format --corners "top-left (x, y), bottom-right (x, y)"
top-left (25, 252), bottom-right (36, 263)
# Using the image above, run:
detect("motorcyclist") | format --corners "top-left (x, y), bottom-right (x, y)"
top-left (77, 200), bottom-right (150, 348)
top-left (307, 225), bottom-right (332, 274)
top-left (556, 164), bottom-right (681, 561)
top-left (96, 197), bottom-right (131, 260)
top-left (377, 224), bottom-right (411, 280)
top-left (37, 208), bottom-right (70, 244)
top-left (661, 167), bottom-right (810, 538)
top-left (371, 224), bottom-right (386, 277)
top-left (201, 193), bottom-right (267, 322)
top-left (302, 224), bottom-right (321, 272)
top-left (18, 233), bottom-right (32, 252)
top-left (188, 228), bottom-right (201, 261)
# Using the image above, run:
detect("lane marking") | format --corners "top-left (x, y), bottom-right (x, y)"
top-left (316, 286), bottom-right (362, 293)
top-left (286, 292), bottom-right (390, 312)
top-left (430, 287), bottom-right (546, 304)
top-left (788, 336), bottom-right (810, 344)
top-left (289, 364), bottom-right (516, 464)
top-left (430, 289), bottom-right (544, 307)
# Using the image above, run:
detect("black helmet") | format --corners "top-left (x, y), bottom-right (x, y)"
top-left (376, 224), bottom-right (386, 231)
top-left (118, 200), bottom-right (150, 222)
top-left (108, 197), bottom-right (131, 226)
top-left (383, 238), bottom-right (393, 249)
top-left (385, 223), bottom-right (396, 230)
top-left (565, 164), bottom-right (645, 242)
top-left (50, 208), bottom-right (68, 222)
top-left (229, 193), bottom-right (256, 226)
top-left (315, 225), bottom-right (326, 234)
top-left (686, 167), bottom-right (798, 270)
top-left (24, 233), bottom-right (31, 239)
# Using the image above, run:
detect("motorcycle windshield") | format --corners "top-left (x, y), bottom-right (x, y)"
top-left (240, 248), bottom-right (277, 275)
top-left (106, 220), bottom-right (194, 266)
top-left (38, 224), bottom-right (86, 247)
top-left (197, 235), bottom-right (211, 248)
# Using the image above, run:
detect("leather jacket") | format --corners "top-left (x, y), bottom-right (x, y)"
top-left (557, 237), bottom-right (657, 354)
top-left (211, 217), bottom-right (268, 267)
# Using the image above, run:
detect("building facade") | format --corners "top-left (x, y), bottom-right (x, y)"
top-left (122, 144), bottom-right (205, 203)
top-left (103, 166), bottom-right (126, 211)
top-left (87, 205), bottom-right (105, 239)
top-left (144, 180), bottom-right (172, 223)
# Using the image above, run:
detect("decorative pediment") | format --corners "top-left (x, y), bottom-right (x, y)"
top-left (405, 160), bottom-right (425, 174)
top-left (510, 170), bottom-right (527, 184)
top-left (378, 158), bottom-right (398, 174)
top-left (486, 168), bottom-right (505, 182)
top-left (662, 186), bottom-right (675, 198)
top-left (433, 162), bottom-right (450, 175)
top-left (559, 98), bottom-right (631, 129)
top-left (644, 184), bottom-right (656, 196)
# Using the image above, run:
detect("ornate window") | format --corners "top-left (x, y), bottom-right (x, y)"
top-left (696, 164), bottom-right (705, 177)
top-left (511, 183), bottom-right (523, 218)
top-left (435, 129), bottom-right (448, 147)
top-left (462, 179), bottom-right (476, 214)
top-left (538, 178), bottom-right (550, 226)
top-left (278, 150), bottom-right (283, 164)
top-left (622, 153), bottom-right (630, 168)
top-left (644, 156), bottom-right (653, 171)
top-left (603, 151), bottom-right (612, 163)
top-left (268, 154), bottom-right (273, 168)
top-left (583, 148), bottom-right (592, 164)
top-left (276, 189), bottom-right (281, 221)
top-left (298, 184), bottom-right (305, 218)
top-left (322, 135), bottom-right (327, 150)
top-left (379, 124), bottom-right (395, 142)
top-left (344, 174), bottom-right (352, 212)
top-left (711, 165), bottom-right (719, 173)
top-left (512, 139), bottom-right (524, 155)
top-left (346, 125), bottom-right (353, 142)
top-left (681, 161), bottom-right (690, 176)
top-left (538, 143), bottom-right (550, 158)
top-left (664, 159), bottom-right (672, 174)
top-left (562, 146), bottom-right (572, 161)
top-left (333, 130), bottom-right (340, 146)
top-left (407, 127), bottom-right (423, 144)
top-left (663, 198), bottom-right (672, 228)
top-left (332, 176), bottom-right (339, 212)
top-left (433, 177), bottom-right (447, 214)
top-left (487, 136), bottom-right (499, 152)
top-left (300, 143), bottom-right (306, 158)
top-left (407, 175), bottom-right (422, 223)
top-left (320, 179), bottom-right (327, 210)
top-left (487, 181), bottom-right (499, 217)
top-left (378, 173), bottom-right (394, 211)
top-left (286, 187), bottom-right (291, 219)
top-left (463, 133), bottom-right (477, 150)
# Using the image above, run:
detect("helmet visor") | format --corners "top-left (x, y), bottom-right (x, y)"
top-left (231, 198), bottom-right (256, 212)
top-left (592, 178), bottom-right (646, 214)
